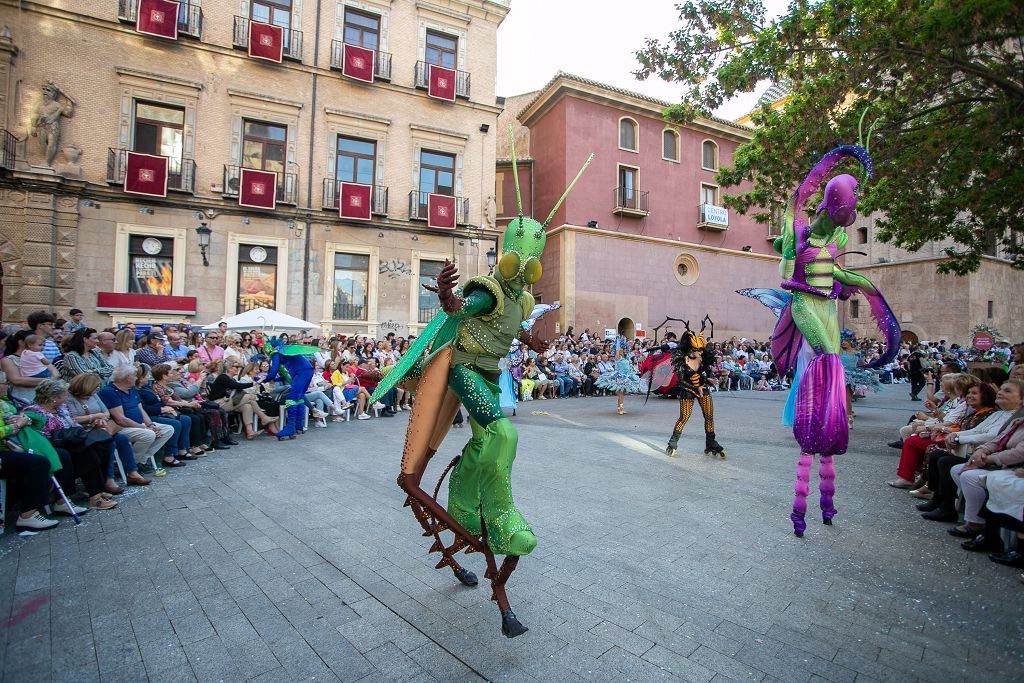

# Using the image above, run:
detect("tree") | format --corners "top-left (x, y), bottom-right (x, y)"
top-left (635, 0), bottom-right (1024, 274)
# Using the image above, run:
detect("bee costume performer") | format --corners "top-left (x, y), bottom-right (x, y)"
top-left (369, 129), bottom-right (592, 637)
top-left (662, 318), bottom-right (725, 458)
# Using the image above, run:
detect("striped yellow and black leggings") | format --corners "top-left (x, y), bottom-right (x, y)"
top-left (672, 394), bottom-right (715, 435)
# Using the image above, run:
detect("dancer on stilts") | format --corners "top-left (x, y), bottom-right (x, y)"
top-left (661, 318), bottom-right (725, 458)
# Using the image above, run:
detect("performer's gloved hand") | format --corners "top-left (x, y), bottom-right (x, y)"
top-left (421, 259), bottom-right (464, 314)
top-left (520, 330), bottom-right (549, 354)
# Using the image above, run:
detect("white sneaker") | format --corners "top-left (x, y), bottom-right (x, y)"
top-left (16, 512), bottom-right (59, 530)
top-left (312, 408), bottom-right (328, 419)
top-left (371, 402), bottom-right (385, 411)
top-left (53, 500), bottom-right (88, 516)
top-left (357, 412), bottom-right (371, 420)
top-left (315, 418), bottom-right (327, 428)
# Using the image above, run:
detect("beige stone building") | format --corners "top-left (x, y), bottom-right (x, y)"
top-left (0, 0), bottom-right (509, 336)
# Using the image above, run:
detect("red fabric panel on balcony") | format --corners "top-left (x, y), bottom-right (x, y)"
top-left (97, 292), bottom-right (196, 315)
top-left (136, 0), bottom-right (180, 39)
top-left (427, 194), bottom-right (456, 229)
top-left (339, 182), bottom-right (372, 221)
top-left (238, 168), bottom-right (277, 209)
top-left (342, 44), bottom-right (375, 83)
top-left (249, 21), bottom-right (284, 62)
top-left (124, 152), bottom-right (168, 197)
top-left (427, 64), bottom-right (456, 102)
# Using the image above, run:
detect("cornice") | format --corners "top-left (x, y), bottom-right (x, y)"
top-left (114, 66), bottom-right (203, 91)
top-left (227, 88), bottom-right (304, 109)
top-left (547, 224), bottom-right (777, 261)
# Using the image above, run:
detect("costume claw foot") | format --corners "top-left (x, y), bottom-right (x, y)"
top-left (501, 610), bottom-right (528, 638)
top-left (453, 567), bottom-right (478, 587)
top-left (666, 447), bottom-right (678, 458)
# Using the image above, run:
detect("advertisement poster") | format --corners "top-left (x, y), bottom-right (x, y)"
top-left (129, 255), bottom-right (173, 295)
top-left (238, 263), bottom-right (276, 312)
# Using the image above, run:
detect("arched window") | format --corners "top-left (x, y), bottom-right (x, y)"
top-left (701, 140), bottom-right (718, 170)
top-left (618, 117), bottom-right (638, 152)
top-left (662, 129), bottom-right (679, 161)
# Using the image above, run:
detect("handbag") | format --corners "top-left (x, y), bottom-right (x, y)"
top-left (50, 425), bottom-right (110, 451)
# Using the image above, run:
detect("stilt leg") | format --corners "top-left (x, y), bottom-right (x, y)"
top-left (791, 451), bottom-right (813, 537)
top-left (819, 454), bottom-right (837, 524)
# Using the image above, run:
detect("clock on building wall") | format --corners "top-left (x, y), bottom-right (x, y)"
top-left (142, 237), bottom-right (163, 255)
top-left (248, 246), bottom-right (268, 263)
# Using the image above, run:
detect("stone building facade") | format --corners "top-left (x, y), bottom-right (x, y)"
top-left (0, 0), bottom-right (509, 336)
top-left (501, 73), bottom-right (781, 342)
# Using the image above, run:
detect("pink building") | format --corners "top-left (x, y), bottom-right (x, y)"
top-left (499, 73), bottom-right (782, 341)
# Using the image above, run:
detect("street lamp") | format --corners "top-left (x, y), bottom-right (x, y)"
top-left (486, 246), bottom-right (497, 274)
top-left (195, 222), bottom-right (212, 266)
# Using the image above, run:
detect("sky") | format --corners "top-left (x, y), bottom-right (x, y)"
top-left (496, 0), bottom-right (789, 121)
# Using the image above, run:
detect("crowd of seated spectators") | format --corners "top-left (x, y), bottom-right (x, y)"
top-left (884, 342), bottom-right (1024, 583)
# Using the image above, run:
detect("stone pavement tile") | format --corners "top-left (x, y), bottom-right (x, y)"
top-left (544, 643), bottom-right (621, 682)
top-left (597, 645), bottom-right (683, 682)
top-left (632, 622), bottom-right (700, 659)
top-left (831, 648), bottom-right (905, 683)
top-left (641, 644), bottom-right (717, 683)
top-left (49, 631), bottom-right (97, 680)
top-left (762, 624), bottom-right (840, 661)
top-left (228, 640), bottom-right (283, 681)
top-left (221, 574), bottom-right (261, 601)
top-left (184, 574), bottom-right (225, 599)
top-left (363, 642), bottom-right (429, 682)
top-left (690, 645), bottom-right (767, 682)
top-left (548, 620), bottom-right (616, 659)
top-left (265, 632), bottom-right (340, 681)
top-left (2, 664), bottom-right (50, 683)
top-left (171, 612), bottom-right (217, 645)
top-left (144, 663), bottom-right (199, 683)
top-left (337, 617), bottom-right (391, 654)
top-left (588, 620), bottom-right (654, 656)
top-left (160, 590), bottom-right (203, 620)
top-left (181, 635), bottom-right (244, 683)
top-left (198, 593), bottom-right (242, 622)
top-left (405, 639), bottom-right (482, 681)
top-left (132, 612), bottom-right (191, 676)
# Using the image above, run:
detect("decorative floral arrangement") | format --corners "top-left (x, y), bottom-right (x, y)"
top-left (969, 322), bottom-right (1003, 339)
top-left (964, 323), bottom-right (1007, 363)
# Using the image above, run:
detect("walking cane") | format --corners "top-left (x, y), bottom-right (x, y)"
top-left (50, 476), bottom-right (81, 525)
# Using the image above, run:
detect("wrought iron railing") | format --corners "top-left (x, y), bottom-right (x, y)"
top-left (332, 302), bottom-right (366, 321)
top-left (407, 191), bottom-right (469, 225)
top-left (322, 179), bottom-right (388, 215)
top-left (232, 15), bottom-right (303, 60)
top-left (418, 305), bottom-right (441, 324)
top-left (0, 129), bottom-right (16, 169)
top-left (118, 0), bottom-right (204, 38)
top-left (106, 149), bottom-right (197, 193)
top-left (613, 186), bottom-right (649, 214)
top-left (329, 40), bottom-right (392, 80)
top-left (413, 61), bottom-right (471, 99)
top-left (222, 165), bottom-right (298, 205)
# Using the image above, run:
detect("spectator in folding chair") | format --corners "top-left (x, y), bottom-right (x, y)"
top-left (98, 365), bottom-right (174, 476)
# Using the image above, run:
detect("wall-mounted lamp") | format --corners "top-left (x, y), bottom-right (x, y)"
top-left (138, 207), bottom-right (154, 215)
top-left (378, 231), bottom-right (384, 238)
top-left (411, 235), bottom-right (419, 241)
top-left (241, 216), bottom-right (250, 225)
top-left (287, 219), bottom-right (296, 230)
top-left (195, 222), bottom-right (212, 267)
top-left (741, 245), bottom-right (752, 252)
top-left (479, 123), bottom-right (490, 133)
top-left (81, 200), bottom-right (101, 209)
top-left (586, 220), bottom-right (599, 228)
top-left (486, 246), bottom-right (497, 273)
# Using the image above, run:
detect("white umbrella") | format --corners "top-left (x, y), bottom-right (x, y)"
top-left (201, 307), bottom-right (320, 332)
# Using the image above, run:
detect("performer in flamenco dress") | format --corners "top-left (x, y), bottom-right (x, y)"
top-left (661, 321), bottom-right (726, 458)
top-left (595, 336), bottom-right (645, 415)
top-left (368, 129), bottom-right (592, 637)
top-left (742, 141), bottom-right (900, 537)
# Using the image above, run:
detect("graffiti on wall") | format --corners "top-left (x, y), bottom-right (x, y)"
top-left (379, 259), bottom-right (412, 279)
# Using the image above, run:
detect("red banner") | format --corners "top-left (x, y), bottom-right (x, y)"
top-left (97, 292), bottom-right (196, 315)
top-left (249, 21), bottom-right (284, 63)
top-left (238, 168), bottom-right (278, 210)
top-left (136, 0), bottom-right (180, 39)
top-left (339, 182), bottom-right (372, 221)
top-left (428, 64), bottom-right (456, 102)
top-left (124, 152), bottom-right (168, 197)
top-left (342, 43), bottom-right (375, 83)
top-left (427, 193), bottom-right (456, 229)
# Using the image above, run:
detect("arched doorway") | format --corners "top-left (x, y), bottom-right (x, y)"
top-left (901, 329), bottom-right (919, 344)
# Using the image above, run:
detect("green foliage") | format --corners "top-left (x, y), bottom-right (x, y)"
top-left (635, 0), bottom-right (1024, 274)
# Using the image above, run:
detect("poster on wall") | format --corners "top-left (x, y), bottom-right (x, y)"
top-left (237, 245), bottom-right (278, 312)
top-left (128, 236), bottom-right (174, 296)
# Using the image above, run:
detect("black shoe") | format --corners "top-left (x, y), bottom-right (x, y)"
top-left (916, 500), bottom-right (941, 512)
top-left (222, 436), bottom-right (239, 445)
top-left (921, 508), bottom-right (957, 522)
top-left (989, 550), bottom-right (1024, 568)
top-left (910, 396), bottom-right (921, 401)
top-left (947, 525), bottom-right (981, 538)
top-left (211, 440), bottom-right (231, 450)
top-left (381, 410), bottom-right (396, 417)
top-left (961, 535), bottom-right (1003, 553)
top-left (887, 440), bottom-right (904, 449)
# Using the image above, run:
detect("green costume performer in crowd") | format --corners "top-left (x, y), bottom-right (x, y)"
top-left (370, 129), bottom-right (592, 637)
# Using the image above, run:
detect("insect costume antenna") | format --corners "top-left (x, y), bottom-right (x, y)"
top-left (542, 153), bottom-right (595, 229)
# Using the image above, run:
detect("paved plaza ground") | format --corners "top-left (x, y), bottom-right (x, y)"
top-left (1, 385), bottom-right (1021, 682)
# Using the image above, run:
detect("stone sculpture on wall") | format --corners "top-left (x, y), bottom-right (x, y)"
top-left (31, 81), bottom-right (75, 167)
top-left (60, 144), bottom-right (82, 179)
top-left (484, 194), bottom-right (497, 230)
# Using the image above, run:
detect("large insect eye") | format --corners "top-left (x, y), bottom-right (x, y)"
top-left (498, 252), bottom-right (521, 279)
top-left (523, 258), bottom-right (542, 284)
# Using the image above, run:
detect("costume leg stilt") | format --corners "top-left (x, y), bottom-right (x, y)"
top-left (792, 451), bottom-right (813, 536)
top-left (447, 418), bottom-right (484, 536)
top-left (666, 398), bottom-right (694, 456)
top-left (819, 455), bottom-right (837, 524)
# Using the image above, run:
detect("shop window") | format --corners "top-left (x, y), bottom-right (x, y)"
top-left (333, 252), bottom-right (369, 320)
top-left (128, 235), bottom-right (174, 295)
top-left (237, 245), bottom-right (278, 312)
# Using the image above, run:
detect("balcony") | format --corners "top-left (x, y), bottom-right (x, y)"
top-left (418, 305), bottom-right (441, 324)
top-left (329, 40), bottom-right (392, 81)
top-left (118, 0), bottom-right (204, 39)
top-left (322, 179), bottom-right (388, 215)
top-left (232, 16), bottom-right (302, 61)
top-left (414, 61), bottom-right (471, 99)
top-left (332, 302), bottom-right (366, 321)
top-left (106, 149), bottom-right (197, 193)
top-left (407, 191), bottom-right (469, 225)
top-left (612, 187), bottom-right (649, 217)
top-left (698, 203), bottom-right (730, 231)
top-left (222, 165), bottom-right (298, 205)
top-left (0, 130), bottom-right (16, 169)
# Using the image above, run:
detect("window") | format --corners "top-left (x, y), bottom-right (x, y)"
top-left (425, 30), bottom-right (457, 68)
top-left (128, 235), bottom-right (174, 295)
top-left (619, 118), bottom-right (638, 152)
top-left (988, 300), bottom-right (994, 319)
top-left (851, 299), bottom-right (860, 319)
top-left (237, 245), bottom-right (278, 313)
top-left (618, 166), bottom-right (638, 208)
top-left (418, 260), bottom-right (445, 323)
top-left (662, 129), bottom-right (679, 161)
top-left (333, 252), bottom-right (369, 320)
top-left (344, 8), bottom-right (379, 50)
top-left (702, 140), bottom-right (718, 170)
top-left (700, 183), bottom-right (718, 206)
top-left (133, 101), bottom-right (184, 161)
top-left (251, 0), bottom-right (291, 29)
top-left (242, 120), bottom-right (287, 174)
top-left (336, 136), bottom-right (376, 185)
top-left (418, 150), bottom-right (455, 215)
top-left (857, 227), bottom-right (869, 244)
